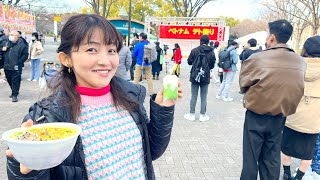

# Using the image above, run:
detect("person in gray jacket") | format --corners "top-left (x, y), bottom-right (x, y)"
top-left (115, 45), bottom-right (132, 81)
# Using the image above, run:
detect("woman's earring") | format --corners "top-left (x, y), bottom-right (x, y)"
top-left (67, 65), bottom-right (71, 73)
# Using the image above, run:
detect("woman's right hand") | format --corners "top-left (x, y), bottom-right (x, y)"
top-left (6, 119), bottom-right (33, 175)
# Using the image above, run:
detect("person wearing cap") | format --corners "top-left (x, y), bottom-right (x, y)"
top-left (209, 41), bottom-right (220, 83)
top-left (279, 35), bottom-right (320, 180)
top-left (216, 40), bottom-right (239, 102)
top-left (184, 35), bottom-right (216, 122)
top-left (239, 19), bottom-right (306, 180)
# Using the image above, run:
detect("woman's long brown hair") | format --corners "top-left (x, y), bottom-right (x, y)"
top-left (52, 14), bottom-right (139, 122)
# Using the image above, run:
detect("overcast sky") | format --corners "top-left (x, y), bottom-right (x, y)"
top-left (57, 0), bottom-right (262, 20)
top-left (197, 0), bottom-right (262, 20)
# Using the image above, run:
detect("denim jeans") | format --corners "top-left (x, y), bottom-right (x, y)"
top-left (30, 58), bottom-right (41, 80)
top-left (312, 135), bottom-right (320, 174)
top-left (190, 83), bottom-right (209, 114)
top-left (217, 71), bottom-right (236, 98)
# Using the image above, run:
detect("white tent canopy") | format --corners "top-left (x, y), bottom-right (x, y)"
top-left (238, 31), bottom-right (267, 48)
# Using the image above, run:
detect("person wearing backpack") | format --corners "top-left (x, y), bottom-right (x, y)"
top-left (209, 41), bottom-right (220, 83)
top-left (132, 32), bottom-right (153, 94)
top-left (216, 40), bottom-right (239, 102)
top-left (184, 35), bottom-right (215, 122)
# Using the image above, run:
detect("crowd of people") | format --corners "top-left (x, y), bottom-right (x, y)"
top-left (1, 14), bottom-right (320, 180)
top-left (0, 28), bottom-right (44, 102)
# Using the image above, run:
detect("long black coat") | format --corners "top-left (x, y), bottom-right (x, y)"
top-left (7, 76), bottom-right (175, 180)
top-left (152, 46), bottom-right (163, 73)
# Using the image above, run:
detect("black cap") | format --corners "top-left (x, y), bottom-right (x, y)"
top-left (303, 36), bottom-right (320, 57)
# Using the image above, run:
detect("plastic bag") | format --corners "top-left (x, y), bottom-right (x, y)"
top-left (160, 54), bottom-right (164, 65)
top-left (39, 75), bottom-right (47, 89)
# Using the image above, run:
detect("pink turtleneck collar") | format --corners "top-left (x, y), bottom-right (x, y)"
top-left (76, 84), bottom-right (110, 96)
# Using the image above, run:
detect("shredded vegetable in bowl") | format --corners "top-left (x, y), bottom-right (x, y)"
top-left (10, 127), bottom-right (78, 141)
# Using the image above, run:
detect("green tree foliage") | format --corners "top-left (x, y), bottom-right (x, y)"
top-left (82, 0), bottom-right (176, 21)
top-left (220, 16), bottom-right (240, 28)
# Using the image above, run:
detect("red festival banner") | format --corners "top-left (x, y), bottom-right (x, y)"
top-left (0, 3), bottom-right (3, 21)
top-left (159, 25), bottom-right (224, 41)
top-left (0, 2), bottom-right (35, 34)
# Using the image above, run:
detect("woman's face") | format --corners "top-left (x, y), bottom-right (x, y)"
top-left (70, 28), bottom-right (119, 88)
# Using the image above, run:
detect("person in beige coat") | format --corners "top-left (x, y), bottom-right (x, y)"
top-left (281, 35), bottom-right (320, 180)
top-left (27, 32), bottom-right (44, 81)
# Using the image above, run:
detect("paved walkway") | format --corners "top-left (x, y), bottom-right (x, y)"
top-left (0, 38), bottom-right (298, 179)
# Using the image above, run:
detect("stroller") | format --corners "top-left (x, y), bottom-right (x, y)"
top-left (39, 62), bottom-right (60, 89)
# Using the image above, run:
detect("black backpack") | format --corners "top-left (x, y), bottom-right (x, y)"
top-left (190, 49), bottom-right (210, 83)
top-left (218, 48), bottom-right (232, 70)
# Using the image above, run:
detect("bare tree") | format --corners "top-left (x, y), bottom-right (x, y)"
top-left (297, 0), bottom-right (320, 35)
top-left (231, 19), bottom-right (267, 38)
top-left (83, 0), bottom-right (100, 14)
top-left (261, 0), bottom-right (319, 35)
top-left (83, 0), bottom-right (117, 17)
top-left (260, 0), bottom-right (311, 51)
top-left (168, 0), bottom-right (216, 17)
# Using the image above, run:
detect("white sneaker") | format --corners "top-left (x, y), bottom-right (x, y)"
top-left (199, 114), bottom-right (210, 122)
top-left (184, 113), bottom-right (196, 121)
top-left (312, 171), bottom-right (320, 179)
top-left (27, 78), bottom-right (32, 81)
top-left (223, 97), bottom-right (233, 102)
top-left (32, 79), bottom-right (37, 82)
top-left (215, 95), bottom-right (222, 100)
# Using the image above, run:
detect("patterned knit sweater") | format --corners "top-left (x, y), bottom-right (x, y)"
top-left (76, 85), bottom-right (146, 180)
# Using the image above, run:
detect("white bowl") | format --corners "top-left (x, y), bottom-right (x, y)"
top-left (2, 122), bottom-right (81, 170)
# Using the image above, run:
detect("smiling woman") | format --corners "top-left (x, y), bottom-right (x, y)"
top-left (6, 14), bottom-right (182, 180)
top-left (55, 14), bottom-right (124, 118)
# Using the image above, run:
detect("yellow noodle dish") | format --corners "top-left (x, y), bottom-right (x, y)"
top-left (9, 127), bottom-right (78, 141)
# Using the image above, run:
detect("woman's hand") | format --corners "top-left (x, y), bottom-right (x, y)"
top-left (6, 119), bottom-right (33, 175)
top-left (155, 80), bottom-right (183, 107)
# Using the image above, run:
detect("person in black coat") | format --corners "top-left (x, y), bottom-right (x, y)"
top-left (184, 35), bottom-right (215, 122)
top-left (152, 42), bottom-right (163, 80)
top-left (6, 14), bottom-right (183, 180)
top-left (2, 30), bottom-right (29, 102)
top-left (0, 28), bottom-right (8, 70)
top-left (239, 38), bottom-right (261, 62)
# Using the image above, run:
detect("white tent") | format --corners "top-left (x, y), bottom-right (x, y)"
top-left (238, 31), bottom-right (267, 48)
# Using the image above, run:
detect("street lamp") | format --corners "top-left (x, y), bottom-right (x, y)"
top-left (127, 0), bottom-right (132, 47)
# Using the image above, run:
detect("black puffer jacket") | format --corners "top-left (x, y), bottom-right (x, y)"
top-left (0, 34), bottom-right (8, 69)
top-left (3, 38), bottom-right (28, 71)
top-left (239, 48), bottom-right (261, 62)
top-left (187, 45), bottom-right (216, 84)
top-left (7, 77), bottom-right (175, 180)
